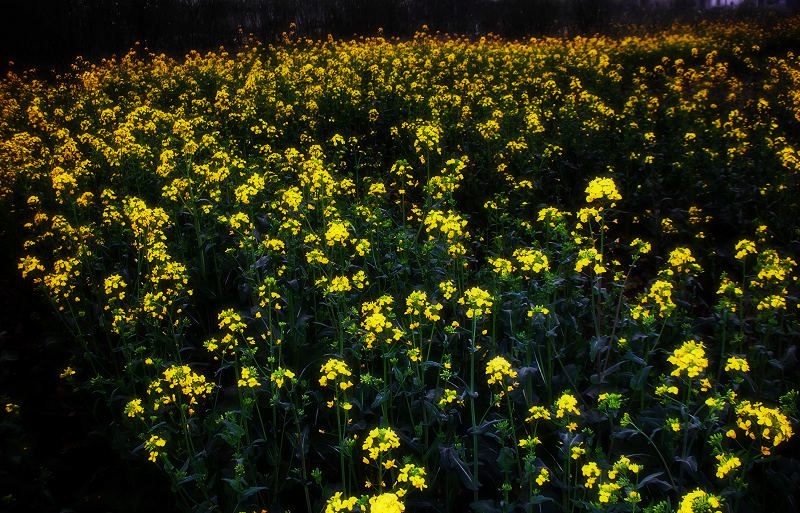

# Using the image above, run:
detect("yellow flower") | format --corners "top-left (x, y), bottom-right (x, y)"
top-left (489, 257), bottom-right (515, 277)
top-left (734, 239), bottom-right (757, 260)
top-left (414, 124), bottom-right (442, 159)
top-left (439, 280), bottom-right (457, 300)
top-left (325, 220), bottom-right (351, 246)
top-left (125, 398), bottom-right (145, 418)
top-left (438, 388), bottom-right (460, 407)
top-left (662, 247), bottom-right (701, 276)
top-left (518, 436), bottom-right (542, 450)
top-left (555, 392), bottom-right (580, 418)
top-left (144, 434), bottom-right (167, 462)
top-left (319, 358), bottom-right (353, 391)
top-left (218, 308), bottom-right (246, 333)
top-left (527, 305), bottom-right (550, 317)
top-left (598, 482), bottom-right (621, 503)
top-left (677, 489), bottom-right (722, 513)
top-left (361, 295), bottom-right (401, 349)
top-left (630, 238), bottom-right (651, 255)
top-left (525, 406), bottom-right (550, 422)
top-left (668, 340), bottom-right (708, 378)
top-left (405, 290), bottom-right (443, 322)
top-left (644, 279), bottom-right (676, 318)
top-left (626, 491), bottom-right (642, 504)
top-left (734, 400), bottom-right (793, 447)
top-left (323, 275), bottom-right (352, 295)
top-left (397, 463), bottom-right (427, 490)
top-left (715, 453), bottom-right (742, 479)
top-left (18, 255), bottom-right (45, 283)
top-left (535, 468), bottom-right (549, 486)
top-left (458, 287), bottom-right (493, 319)
top-left (485, 356), bottom-right (517, 387)
top-left (325, 492), bottom-right (359, 513)
top-left (575, 248), bottom-right (602, 273)
top-left (585, 177), bottom-right (621, 203)
top-left (238, 366), bottom-right (261, 388)
top-left (369, 492), bottom-right (404, 513)
top-left (724, 356), bottom-right (749, 373)
top-left (655, 384), bottom-right (679, 397)
top-left (362, 427), bottom-right (401, 461)
top-left (512, 248), bottom-right (549, 275)
top-left (147, 364), bottom-right (214, 414)
top-left (270, 367), bottom-right (296, 389)
top-left (582, 461), bottom-right (601, 488)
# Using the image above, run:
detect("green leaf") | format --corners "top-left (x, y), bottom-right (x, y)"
top-left (439, 445), bottom-right (478, 491)
top-left (630, 365), bottom-right (652, 391)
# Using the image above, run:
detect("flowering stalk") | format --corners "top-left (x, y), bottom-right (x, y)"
top-left (470, 315), bottom-right (480, 501)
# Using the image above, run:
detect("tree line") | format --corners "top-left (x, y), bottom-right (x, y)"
top-left (0, 0), bottom-right (795, 71)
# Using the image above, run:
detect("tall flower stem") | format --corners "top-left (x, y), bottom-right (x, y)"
top-left (470, 316), bottom-right (479, 501)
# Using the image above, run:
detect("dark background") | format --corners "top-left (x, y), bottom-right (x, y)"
top-left (0, 0), bottom-right (796, 72)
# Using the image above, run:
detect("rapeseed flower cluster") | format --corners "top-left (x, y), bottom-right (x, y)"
top-left (734, 400), bottom-right (794, 448)
top-left (584, 177), bottom-right (621, 204)
top-left (396, 463), bottom-right (427, 491)
top-left (368, 492), bottom-right (404, 513)
top-left (715, 453), bottom-right (742, 479)
top-left (485, 356), bottom-right (519, 397)
top-left (404, 290), bottom-right (442, 323)
top-left (362, 296), bottom-right (404, 349)
top-left (555, 393), bottom-right (581, 418)
top-left (325, 492), bottom-right (360, 513)
top-left (676, 489), bottom-right (722, 513)
top-left (668, 340), bottom-right (708, 379)
top-left (147, 365), bottom-right (214, 415)
top-left (144, 435), bottom-right (167, 462)
top-left (319, 359), bottom-right (354, 390)
top-left (458, 287), bottom-right (493, 319)
top-left (270, 367), bottom-right (296, 389)
top-left (362, 427), bottom-right (401, 461)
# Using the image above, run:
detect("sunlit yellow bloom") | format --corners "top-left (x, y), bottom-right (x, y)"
top-left (485, 356), bottom-right (517, 387)
top-left (668, 340), bottom-right (708, 378)
top-left (585, 177), bottom-right (621, 203)
top-left (724, 356), bottom-right (749, 373)
top-left (319, 358), bottom-right (353, 391)
top-left (397, 463), bottom-right (427, 490)
top-left (362, 427), bottom-right (401, 461)
top-left (458, 287), bottom-right (493, 319)
top-left (369, 492), bottom-right (404, 513)
top-left (144, 434), bottom-right (167, 462)
top-left (270, 367), bottom-right (296, 389)
top-left (582, 461), bottom-right (601, 488)
top-left (325, 492), bottom-right (359, 513)
top-left (238, 366), bottom-right (261, 388)
top-left (555, 392), bottom-right (580, 418)
top-left (513, 248), bottom-right (549, 275)
top-left (125, 398), bottom-right (145, 418)
top-left (715, 453), bottom-right (742, 479)
top-left (677, 489), bottom-right (722, 513)
top-left (735, 239), bottom-right (757, 260)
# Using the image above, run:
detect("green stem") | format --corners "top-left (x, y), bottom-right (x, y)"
top-left (470, 316), bottom-right (479, 501)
